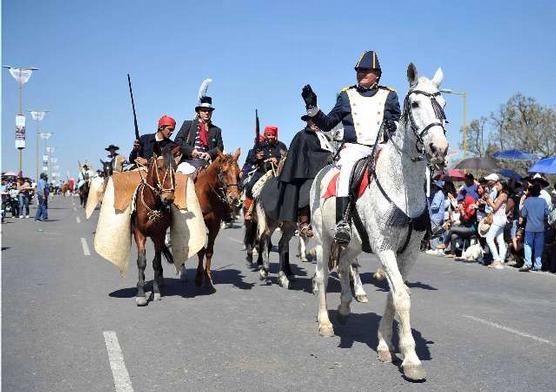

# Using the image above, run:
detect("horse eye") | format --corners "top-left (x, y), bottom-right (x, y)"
top-left (411, 101), bottom-right (419, 108)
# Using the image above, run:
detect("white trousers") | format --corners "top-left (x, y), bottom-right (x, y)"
top-left (336, 143), bottom-right (375, 197)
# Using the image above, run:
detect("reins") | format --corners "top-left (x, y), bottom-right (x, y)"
top-left (136, 156), bottom-right (176, 222)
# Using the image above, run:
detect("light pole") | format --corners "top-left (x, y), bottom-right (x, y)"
top-left (440, 89), bottom-right (467, 158)
top-left (3, 65), bottom-right (39, 173)
top-left (30, 110), bottom-right (48, 182)
top-left (40, 132), bottom-right (53, 179)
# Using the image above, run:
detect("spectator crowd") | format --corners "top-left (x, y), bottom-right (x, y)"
top-left (426, 172), bottom-right (556, 273)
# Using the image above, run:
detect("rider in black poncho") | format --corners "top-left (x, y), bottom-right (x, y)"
top-left (261, 115), bottom-right (333, 236)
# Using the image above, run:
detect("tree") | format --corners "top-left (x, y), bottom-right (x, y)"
top-left (489, 93), bottom-right (556, 158)
top-left (460, 116), bottom-right (489, 157)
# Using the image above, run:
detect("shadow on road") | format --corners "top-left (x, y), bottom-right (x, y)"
top-left (359, 272), bottom-right (438, 292)
top-left (109, 267), bottom-right (255, 299)
top-left (329, 309), bottom-right (433, 361)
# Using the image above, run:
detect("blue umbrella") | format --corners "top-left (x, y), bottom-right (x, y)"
top-left (498, 168), bottom-right (522, 180)
top-left (492, 149), bottom-right (537, 161)
top-left (529, 157), bottom-right (556, 174)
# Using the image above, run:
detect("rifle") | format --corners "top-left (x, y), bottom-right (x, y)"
top-left (255, 109), bottom-right (261, 151)
top-left (127, 74), bottom-right (140, 140)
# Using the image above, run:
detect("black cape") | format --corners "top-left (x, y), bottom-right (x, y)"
top-left (261, 128), bottom-right (332, 222)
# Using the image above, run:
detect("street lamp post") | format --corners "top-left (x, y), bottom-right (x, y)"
top-left (440, 88), bottom-right (468, 158)
top-left (3, 65), bottom-right (39, 174)
top-left (30, 111), bottom-right (48, 182)
top-left (39, 132), bottom-right (53, 179)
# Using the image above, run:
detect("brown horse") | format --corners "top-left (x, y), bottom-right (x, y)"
top-left (133, 143), bottom-right (181, 306)
top-left (194, 149), bottom-right (241, 290)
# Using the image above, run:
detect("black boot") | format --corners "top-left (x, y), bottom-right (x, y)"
top-left (334, 197), bottom-right (351, 245)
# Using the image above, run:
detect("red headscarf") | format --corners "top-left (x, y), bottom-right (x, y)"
top-left (264, 126), bottom-right (278, 138)
top-left (158, 115), bottom-right (176, 128)
top-left (461, 195), bottom-right (476, 222)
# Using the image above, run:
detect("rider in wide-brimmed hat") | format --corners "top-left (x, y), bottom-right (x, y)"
top-left (301, 50), bottom-right (401, 244)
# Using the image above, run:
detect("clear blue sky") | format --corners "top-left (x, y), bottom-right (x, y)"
top-left (2, 0), bottom-right (555, 179)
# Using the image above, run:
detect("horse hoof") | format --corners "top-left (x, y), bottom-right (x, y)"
top-left (153, 293), bottom-right (161, 301)
top-left (278, 276), bottom-right (290, 289)
top-left (355, 294), bottom-right (369, 303)
top-left (402, 364), bottom-right (427, 382)
top-left (373, 269), bottom-right (386, 281)
top-left (259, 269), bottom-right (268, 280)
top-left (377, 350), bottom-right (392, 363)
top-left (136, 297), bottom-right (148, 306)
top-left (318, 324), bottom-right (334, 337)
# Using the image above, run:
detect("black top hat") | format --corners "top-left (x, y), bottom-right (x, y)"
top-left (105, 144), bottom-right (120, 151)
top-left (195, 96), bottom-right (215, 111)
top-left (354, 50), bottom-right (381, 71)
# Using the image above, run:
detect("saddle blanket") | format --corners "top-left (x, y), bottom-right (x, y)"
top-left (323, 167), bottom-right (370, 200)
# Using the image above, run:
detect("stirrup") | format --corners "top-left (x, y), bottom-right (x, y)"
top-left (334, 221), bottom-right (351, 245)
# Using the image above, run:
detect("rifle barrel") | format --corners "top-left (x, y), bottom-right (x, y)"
top-left (127, 74), bottom-right (140, 140)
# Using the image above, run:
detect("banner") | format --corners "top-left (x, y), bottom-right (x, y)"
top-left (15, 114), bottom-right (26, 149)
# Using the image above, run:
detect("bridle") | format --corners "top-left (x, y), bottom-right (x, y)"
top-left (401, 89), bottom-right (447, 161)
top-left (138, 156), bottom-right (176, 196)
top-left (210, 159), bottom-right (240, 207)
top-left (137, 156), bottom-right (176, 221)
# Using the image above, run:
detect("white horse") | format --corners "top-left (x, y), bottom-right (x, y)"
top-left (310, 63), bottom-right (448, 381)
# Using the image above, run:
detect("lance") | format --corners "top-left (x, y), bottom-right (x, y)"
top-left (255, 109), bottom-right (261, 150)
top-left (127, 74), bottom-right (140, 140)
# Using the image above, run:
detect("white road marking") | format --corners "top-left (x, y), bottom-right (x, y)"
top-left (463, 315), bottom-right (555, 346)
top-left (76, 216), bottom-right (81, 223)
top-left (81, 237), bottom-right (91, 256)
top-left (103, 331), bottom-right (134, 392)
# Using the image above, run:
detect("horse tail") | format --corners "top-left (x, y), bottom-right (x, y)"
top-left (162, 244), bottom-right (174, 265)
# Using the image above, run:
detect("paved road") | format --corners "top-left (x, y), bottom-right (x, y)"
top-left (3, 196), bottom-right (556, 392)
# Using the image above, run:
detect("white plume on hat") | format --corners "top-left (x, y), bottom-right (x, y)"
top-left (198, 78), bottom-right (212, 100)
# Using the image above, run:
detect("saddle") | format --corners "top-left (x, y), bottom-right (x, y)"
top-left (323, 151), bottom-right (430, 254)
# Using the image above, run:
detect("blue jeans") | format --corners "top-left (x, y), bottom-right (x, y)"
top-left (35, 196), bottom-right (48, 221)
top-left (524, 231), bottom-right (544, 270)
top-left (18, 193), bottom-right (29, 216)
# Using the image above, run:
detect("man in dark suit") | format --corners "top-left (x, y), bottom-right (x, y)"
top-left (174, 94), bottom-right (224, 169)
top-left (129, 115), bottom-right (177, 165)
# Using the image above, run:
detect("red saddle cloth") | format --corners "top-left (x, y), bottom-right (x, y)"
top-left (324, 167), bottom-right (370, 200)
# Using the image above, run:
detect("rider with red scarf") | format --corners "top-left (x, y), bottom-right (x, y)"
top-left (242, 126), bottom-right (287, 218)
top-left (174, 80), bottom-right (224, 169)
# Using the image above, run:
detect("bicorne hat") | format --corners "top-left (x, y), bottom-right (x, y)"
top-left (354, 50), bottom-right (381, 71)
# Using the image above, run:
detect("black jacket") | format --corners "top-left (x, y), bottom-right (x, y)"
top-left (128, 133), bottom-right (175, 163)
top-left (174, 119), bottom-right (224, 160)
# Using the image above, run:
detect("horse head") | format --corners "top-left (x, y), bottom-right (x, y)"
top-left (214, 148), bottom-right (242, 208)
top-left (149, 143), bottom-right (181, 206)
top-left (100, 159), bottom-right (113, 178)
top-left (404, 63), bottom-right (449, 170)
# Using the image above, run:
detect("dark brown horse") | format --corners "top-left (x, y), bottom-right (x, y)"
top-left (133, 144), bottom-right (181, 306)
top-left (194, 149), bottom-right (241, 290)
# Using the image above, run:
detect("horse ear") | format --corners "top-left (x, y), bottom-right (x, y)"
top-left (407, 63), bottom-right (418, 88)
top-left (232, 148), bottom-right (241, 161)
top-left (215, 148), bottom-right (224, 159)
top-left (171, 144), bottom-right (182, 157)
top-left (431, 67), bottom-right (444, 88)
top-left (152, 142), bottom-right (162, 157)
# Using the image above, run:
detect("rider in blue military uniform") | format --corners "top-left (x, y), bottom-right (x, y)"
top-left (301, 50), bottom-right (401, 244)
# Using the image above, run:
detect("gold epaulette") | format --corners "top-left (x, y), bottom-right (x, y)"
top-left (339, 85), bottom-right (355, 93)
top-left (379, 85), bottom-right (396, 92)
